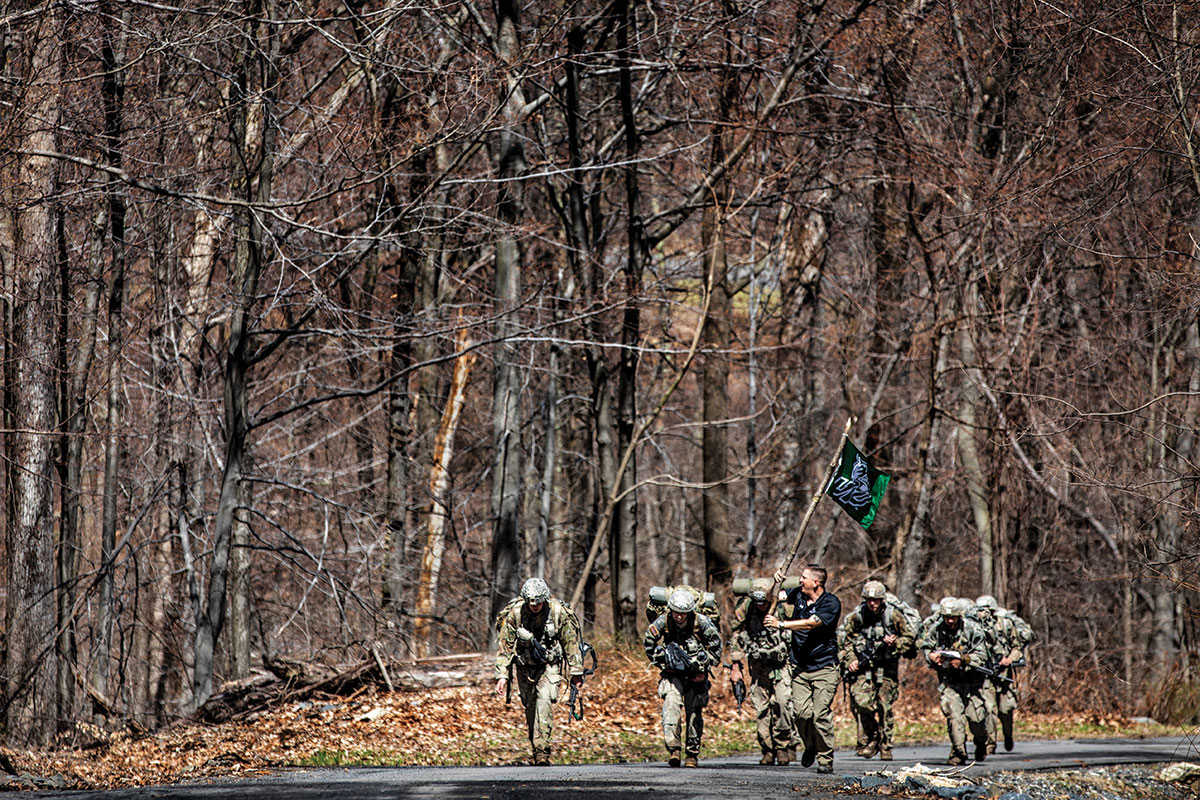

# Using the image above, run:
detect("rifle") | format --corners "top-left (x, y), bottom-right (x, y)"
top-left (568, 641), bottom-right (598, 722)
top-left (723, 661), bottom-right (747, 712)
top-left (505, 661), bottom-right (513, 705)
top-left (844, 640), bottom-right (880, 676)
top-left (517, 626), bottom-right (550, 665)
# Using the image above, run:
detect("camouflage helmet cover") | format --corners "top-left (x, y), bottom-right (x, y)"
top-left (943, 598), bottom-right (972, 618)
top-left (667, 588), bottom-right (698, 614)
top-left (861, 580), bottom-right (887, 599)
top-left (939, 596), bottom-right (957, 613)
top-left (520, 577), bottom-right (551, 604)
top-left (750, 578), bottom-right (772, 603)
top-left (975, 594), bottom-right (998, 609)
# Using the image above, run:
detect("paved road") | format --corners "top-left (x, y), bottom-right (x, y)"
top-left (31, 736), bottom-right (1197, 799)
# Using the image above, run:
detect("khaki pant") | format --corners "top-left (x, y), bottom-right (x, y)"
top-left (790, 664), bottom-right (838, 768)
top-left (748, 661), bottom-right (791, 754)
top-left (938, 680), bottom-right (987, 758)
top-left (982, 676), bottom-right (1019, 748)
top-left (847, 670), bottom-right (898, 754)
top-left (515, 663), bottom-right (562, 758)
top-left (658, 674), bottom-right (710, 755)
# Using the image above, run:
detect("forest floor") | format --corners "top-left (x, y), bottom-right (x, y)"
top-left (0, 642), bottom-right (1194, 794)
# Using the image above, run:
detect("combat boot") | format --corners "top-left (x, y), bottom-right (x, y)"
top-left (946, 750), bottom-right (966, 766)
top-left (534, 749), bottom-right (551, 767)
top-left (855, 742), bottom-right (878, 758)
top-left (879, 748), bottom-right (893, 761)
top-left (776, 747), bottom-right (792, 766)
top-left (758, 751), bottom-right (775, 766)
top-left (667, 749), bottom-right (681, 768)
top-left (986, 742), bottom-right (996, 755)
top-left (684, 753), bottom-right (699, 768)
top-left (974, 742), bottom-right (987, 762)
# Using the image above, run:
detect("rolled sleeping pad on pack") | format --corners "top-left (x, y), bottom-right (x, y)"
top-left (731, 576), bottom-right (801, 596)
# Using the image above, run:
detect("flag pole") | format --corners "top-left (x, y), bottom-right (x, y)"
top-left (768, 415), bottom-right (854, 612)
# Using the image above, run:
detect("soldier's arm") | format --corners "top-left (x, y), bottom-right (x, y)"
top-left (700, 617), bottom-right (723, 668)
top-left (917, 624), bottom-right (939, 667)
top-left (731, 629), bottom-right (748, 664)
top-left (891, 609), bottom-right (916, 654)
top-left (557, 606), bottom-right (584, 676)
top-left (1000, 618), bottom-right (1024, 663)
top-left (837, 615), bottom-right (858, 666)
top-left (494, 617), bottom-right (517, 680)
top-left (643, 616), bottom-right (667, 665)
top-left (961, 626), bottom-right (988, 668)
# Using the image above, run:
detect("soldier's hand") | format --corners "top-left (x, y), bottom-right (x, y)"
top-left (999, 656), bottom-right (1012, 667)
top-left (570, 674), bottom-right (584, 688)
top-left (949, 657), bottom-right (963, 669)
top-left (495, 678), bottom-right (507, 696)
top-left (848, 660), bottom-right (859, 673)
top-left (929, 652), bottom-right (944, 666)
top-left (883, 634), bottom-right (897, 646)
top-left (764, 615), bottom-right (779, 628)
top-left (730, 663), bottom-right (743, 683)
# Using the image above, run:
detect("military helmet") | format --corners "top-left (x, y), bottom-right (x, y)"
top-left (975, 594), bottom-right (997, 609)
top-left (862, 580), bottom-right (887, 599)
top-left (944, 598), bottom-right (972, 618)
top-left (939, 596), bottom-right (957, 613)
top-left (750, 578), bottom-right (771, 603)
top-left (667, 588), bottom-right (697, 614)
top-left (520, 577), bottom-right (551, 604)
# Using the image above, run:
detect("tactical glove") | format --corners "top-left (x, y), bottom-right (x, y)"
top-left (516, 627), bottom-right (534, 642)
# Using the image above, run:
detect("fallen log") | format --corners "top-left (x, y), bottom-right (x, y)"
top-left (196, 652), bottom-right (493, 723)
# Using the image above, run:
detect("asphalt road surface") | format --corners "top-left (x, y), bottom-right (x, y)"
top-left (30, 736), bottom-right (1197, 800)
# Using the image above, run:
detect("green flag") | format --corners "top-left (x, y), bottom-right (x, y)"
top-left (825, 439), bottom-right (890, 529)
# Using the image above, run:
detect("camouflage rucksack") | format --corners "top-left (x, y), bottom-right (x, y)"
top-left (646, 585), bottom-right (720, 626)
top-left (999, 609), bottom-right (1034, 646)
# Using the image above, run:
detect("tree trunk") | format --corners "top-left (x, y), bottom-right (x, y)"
top-left (611, 0), bottom-right (644, 639)
top-left (415, 325), bottom-right (476, 655)
top-left (4, 7), bottom-right (63, 744)
top-left (956, 286), bottom-right (993, 596)
top-left (57, 206), bottom-right (104, 726)
top-left (193, 0), bottom-right (276, 708)
top-left (488, 0), bottom-right (527, 647)
top-left (700, 205), bottom-right (734, 589)
top-left (892, 314), bottom-right (952, 603)
top-left (229, 452), bottom-right (254, 678)
top-left (94, 2), bottom-right (129, 698)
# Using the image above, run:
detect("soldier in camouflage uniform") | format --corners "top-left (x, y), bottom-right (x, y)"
top-left (644, 588), bottom-right (723, 767)
top-left (919, 597), bottom-right (990, 765)
top-left (494, 578), bottom-right (584, 765)
top-left (730, 579), bottom-right (792, 765)
top-left (975, 595), bottom-right (1025, 752)
top-left (838, 580), bottom-right (915, 761)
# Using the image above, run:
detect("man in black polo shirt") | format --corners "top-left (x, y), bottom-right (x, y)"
top-left (767, 564), bottom-right (841, 773)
